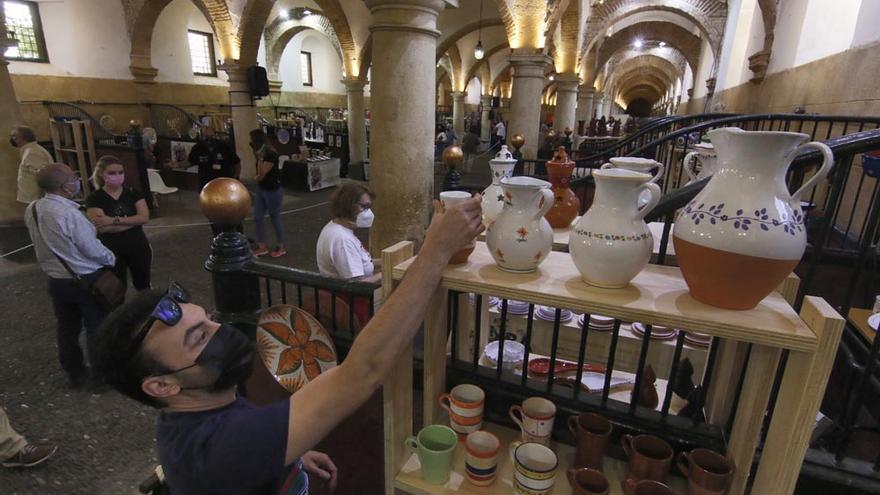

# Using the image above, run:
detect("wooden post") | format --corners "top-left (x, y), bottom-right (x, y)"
top-left (381, 241), bottom-right (415, 495)
top-left (423, 286), bottom-right (449, 427)
top-left (725, 344), bottom-right (781, 495)
top-left (750, 297), bottom-right (844, 494)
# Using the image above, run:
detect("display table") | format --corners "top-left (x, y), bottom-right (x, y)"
top-left (382, 240), bottom-right (843, 495)
top-left (160, 166), bottom-right (200, 191)
top-left (847, 308), bottom-right (877, 344)
top-left (281, 158), bottom-right (340, 191)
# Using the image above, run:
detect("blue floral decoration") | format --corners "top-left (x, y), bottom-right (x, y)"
top-left (681, 201), bottom-right (803, 235)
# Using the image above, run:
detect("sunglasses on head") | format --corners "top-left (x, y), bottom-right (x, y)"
top-left (125, 282), bottom-right (191, 359)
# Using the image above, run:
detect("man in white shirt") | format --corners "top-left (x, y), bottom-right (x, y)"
top-left (492, 120), bottom-right (506, 149)
top-left (25, 164), bottom-right (116, 389)
top-left (10, 126), bottom-right (53, 204)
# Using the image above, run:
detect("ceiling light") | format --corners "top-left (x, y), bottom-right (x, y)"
top-left (549, 74), bottom-right (555, 81)
top-left (279, 9), bottom-right (289, 19)
top-left (659, 41), bottom-right (667, 47)
top-left (474, 0), bottom-right (484, 60)
top-left (302, 9), bottom-right (312, 16)
top-left (474, 40), bottom-right (484, 60)
top-left (634, 39), bottom-right (644, 49)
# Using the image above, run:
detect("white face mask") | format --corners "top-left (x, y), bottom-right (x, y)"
top-left (356, 208), bottom-right (374, 228)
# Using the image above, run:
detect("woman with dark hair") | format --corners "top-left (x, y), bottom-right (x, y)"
top-left (249, 129), bottom-right (286, 257)
top-left (316, 183), bottom-right (380, 283)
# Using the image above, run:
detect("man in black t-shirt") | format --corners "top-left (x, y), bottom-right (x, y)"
top-left (189, 127), bottom-right (241, 190)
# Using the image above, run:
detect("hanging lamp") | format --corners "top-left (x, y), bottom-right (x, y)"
top-left (474, 0), bottom-right (484, 60)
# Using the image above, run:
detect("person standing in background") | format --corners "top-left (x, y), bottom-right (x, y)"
top-left (461, 126), bottom-right (480, 173)
top-left (250, 129), bottom-right (286, 258)
top-left (492, 119), bottom-right (506, 150)
top-left (10, 125), bottom-right (53, 204)
top-left (188, 125), bottom-right (242, 236)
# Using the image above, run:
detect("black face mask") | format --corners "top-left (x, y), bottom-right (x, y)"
top-left (9, 137), bottom-right (17, 148)
top-left (180, 323), bottom-right (255, 391)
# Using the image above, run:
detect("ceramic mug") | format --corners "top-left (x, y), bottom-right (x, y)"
top-left (438, 384), bottom-right (485, 436)
top-left (677, 448), bottom-right (735, 495)
top-left (464, 430), bottom-right (500, 486)
top-left (511, 441), bottom-right (558, 495)
top-left (509, 397), bottom-right (557, 445)
top-left (621, 434), bottom-right (673, 483)
top-left (439, 191), bottom-right (476, 264)
top-left (405, 425), bottom-right (458, 485)
top-left (568, 467), bottom-right (610, 495)
top-left (568, 412), bottom-right (612, 470)
top-left (623, 479), bottom-right (675, 495)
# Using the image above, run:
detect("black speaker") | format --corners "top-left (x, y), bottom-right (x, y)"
top-left (491, 96), bottom-right (501, 108)
top-left (247, 65), bottom-right (270, 98)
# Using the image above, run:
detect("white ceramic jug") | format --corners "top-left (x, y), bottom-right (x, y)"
top-left (601, 157), bottom-right (664, 207)
top-left (673, 127), bottom-right (833, 309)
top-left (683, 143), bottom-right (718, 184)
top-left (486, 177), bottom-right (555, 272)
top-left (570, 169), bottom-right (662, 288)
top-left (482, 145), bottom-right (518, 225)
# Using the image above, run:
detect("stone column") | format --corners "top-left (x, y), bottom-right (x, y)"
top-left (480, 94), bottom-right (492, 141)
top-left (508, 51), bottom-right (551, 159)
top-left (0, 13), bottom-right (25, 224)
top-left (594, 92), bottom-right (606, 117)
top-left (552, 76), bottom-right (578, 133)
top-left (220, 64), bottom-right (258, 180)
top-left (575, 86), bottom-right (594, 135)
top-left (342, 77), bottom-right (368, 164)
top-left (365, 0), bottom-right (445, 254)
top-left (452, 91), bottom-right (466, 140)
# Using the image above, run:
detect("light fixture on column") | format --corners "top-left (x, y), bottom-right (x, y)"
top-left (634, 39), bottom-right (644, 49)
top-left (549, 74), bottom-right (555, 81)
top-left (659, 41), bottom-right (667, 47)
top-left (278, 9), bottom-right (289, 19)
top-left (474, 0), bottom-right (484, 60)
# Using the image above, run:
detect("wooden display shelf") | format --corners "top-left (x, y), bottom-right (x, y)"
top-left (392, 242), bottom-right (816, 352)
top-left (847, 308), bottom-right (876, 344)
top-left (394, 421), bottom-right (687, 495)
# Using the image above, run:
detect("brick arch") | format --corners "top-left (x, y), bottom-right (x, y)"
top-left (552, 0), bottom-right (580, 74)
top-left (357, 35), bottom-right (371, 82)
top-left (607, 55), bottom-right (681, 91)
top-left (446, 44), bottom-right (464, 91)
top-left (436, 19), bottom-right (505, 63)
top-left (265, 27), bottom-right (344, 81)
top-left (616, 73), bottom-right (672, 100)
top-left (622, 85), bottom-right (663, 105)
top-left (490, 63), bottom-right (512, 95)
top-left (463, 42), bottom-right (510, 93)
top-left (493, 0), bottom-right (518, 49)
top-left (128, 0), bottom-right (235, 81)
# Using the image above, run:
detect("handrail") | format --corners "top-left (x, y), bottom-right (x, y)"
top-left (242, 260), bottom-right (380, 297)
top-left (43, 100), bottom-right (115, 140)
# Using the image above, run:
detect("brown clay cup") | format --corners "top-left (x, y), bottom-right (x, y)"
top-left (623, 479), bottom-right (674, 495)
top-left (621, 434), bottom-right (673, 483)
top-left (567, 412), bottom-right (612, 470)
top-left (567, 468), bottom-right (609, 495)
top-left (677, 448), bottom-right (735, 494)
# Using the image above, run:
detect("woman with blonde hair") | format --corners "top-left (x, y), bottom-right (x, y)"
top-left (85, 155), bottom-right (152, 290)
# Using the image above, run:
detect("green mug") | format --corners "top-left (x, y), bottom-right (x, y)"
top-left (406, 425), bottom-right (458, 485)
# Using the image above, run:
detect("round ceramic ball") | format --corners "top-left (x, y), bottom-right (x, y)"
top-left (511, 133), bottom-right (525, 149)
top-left (200, 178), bottom-right (252, 224)
top-left (443, 145), bottom-right (464, 167)
top-left (564, 127), bottom-right (573, 136)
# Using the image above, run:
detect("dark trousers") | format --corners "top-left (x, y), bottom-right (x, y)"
top-left (100, 230), bottom-right (153, 290)
top-left (47, 277), bottom-right (107, 379)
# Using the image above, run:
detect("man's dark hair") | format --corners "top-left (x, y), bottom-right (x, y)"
top-left (94, 290), bottom-right (171, 408)
top-left (330, 182), bottom-right (374, 221)
top-left (13, 125), bottom-right (36, 142)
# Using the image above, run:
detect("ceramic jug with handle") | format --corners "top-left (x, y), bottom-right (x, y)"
top-left (601, 157), bottom-right (664, 207)
top-left (570, 169), bottom-right (661, 288)
top-left (481, 145), bottom-right (518, 225)
top-left (544, 147), bottom-right (581, 228)
top-left (673, 127), bottom-right (833, 310)
top-left (486, 176), bottom-right (554, 273)
top-left (684, 143), bottom-right (718, 185)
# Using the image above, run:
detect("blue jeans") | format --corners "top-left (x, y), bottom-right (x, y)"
top-left (254, 187), bottom-right (284, 245)
top-left (47, 277), bottom-right (107, 378)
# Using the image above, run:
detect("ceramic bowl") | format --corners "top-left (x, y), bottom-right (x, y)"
top-left (484, 340), bottom-right (526, 369)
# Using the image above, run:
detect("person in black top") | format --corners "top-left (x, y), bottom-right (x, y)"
top-left (188, 126), bottom-right (241, 189)
top-left (85, 155), bottom-right (152, 290)
top-left (249, 129), bottom-right (286, 258)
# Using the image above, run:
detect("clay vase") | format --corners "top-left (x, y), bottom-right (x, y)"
top-left (570, 168), bottom-right (661, 288)
top-left (567, 412), bottom-right (612, 470)
top-left (486, 176), bottom-right (554, 273)
top-left (481, 145), bottom-right (518, 225)
top-left (673, 127), bottom-right (834, 310)
top-left (544, 147), bottom-right (581, 228)
top-left (601, 157), bottom-right (664, 207)
top-left (684, 143), bottom-right (718, 185)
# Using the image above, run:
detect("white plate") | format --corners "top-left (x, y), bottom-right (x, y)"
top-left (277, 128), bottom-right (291, 145)
top-left (869, 313), bottom-right (880, 331)
top-left (535, 306), bottom-right (572, 322)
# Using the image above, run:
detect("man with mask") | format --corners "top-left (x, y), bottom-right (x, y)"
top-left (94, 194), bottom-right (484, 494)
top-left (189, 125), bottom-right (241, 191)
top-left (25, 164), bottom-right (116, 389)
top-left (10, 125), bottom-right (54, 204)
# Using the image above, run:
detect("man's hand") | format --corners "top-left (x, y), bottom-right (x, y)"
top-left (301, 450), bottom-right (338, 494)
top-left (422, 194), bottom-right (484, 262)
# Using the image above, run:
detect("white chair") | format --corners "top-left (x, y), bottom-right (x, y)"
top-left (147, 168), bottom-right (179, 208)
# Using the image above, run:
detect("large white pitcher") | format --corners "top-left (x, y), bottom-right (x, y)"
top-left (673, 127), bottom-right (833, 309)
top-left (601, 157), bottom-right (664, 207)
top-left (486, 177), bottom-right (554, 273)
top-left (683, 143), bottom-right (718, 184)
top-left (570, 169), bottom-right (661, 288)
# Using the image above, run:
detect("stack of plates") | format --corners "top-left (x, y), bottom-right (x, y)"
top-left (631, 322), bottom-right (677, 340)
top-left (683, 331), bottom-right (712, 348)
top-left (504, 300), bottom-right (531, 315)
top-left (468, 294), bottom-right (501, 308)
top-left (483, 340), bottom-right (526, 369)
top-left (535, 305), bottom-right (573, 323)
top-left (576, 314), bottom-right (616, 332)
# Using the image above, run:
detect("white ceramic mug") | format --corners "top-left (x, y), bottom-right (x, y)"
top-left (509, 397), bottom-right (557, 445)
top-left (438, 384), bottom-right (485, 435)
top-left (511, 441), bottom-right (558, 495)
top-left (464, 430), bottom-right (501, 486)
top-left (439, 191), bottom-right (476, 264)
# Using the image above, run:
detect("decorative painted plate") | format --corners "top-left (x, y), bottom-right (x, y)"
top-left (277, 128), bottom-right (291, 145)
top-left (98, 114), bottom-right (115, 132)
top-left (256, 304), bottom-right (338, 394)
top-left (188, 127), bottom-right (199, 139)
top-left (142, 127), bottom-right (157, 146)
top-left (868, 313), bottom-right (880, 331)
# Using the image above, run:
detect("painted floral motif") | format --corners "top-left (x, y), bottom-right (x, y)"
top-left (495, 248), bottom-right (505, 262)
top-left (533, 251), bottom-right (543, 262)
top-left (538, 194), bottom-right (546, 210)
top-left (496, 194), bottom-right (504, 203)
top-left (682, 201), bottom-right (804, 235)
top-left (573, 228), bottom-right (650, 242)
top-left (258, 306), bottom-right (336, 385)
top-left (516, 226), bottom-right (528, 242)
top-left (504, 191), bottom-right (514, 206)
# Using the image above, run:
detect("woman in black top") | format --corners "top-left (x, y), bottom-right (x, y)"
top-left (85, 155), bottom-right (152, 290)
top-left (250, 129), bottom-right (286, 257)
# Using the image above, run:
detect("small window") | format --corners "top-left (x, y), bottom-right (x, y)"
top-left (300, 51), bottom-right (313, 86)
top-left (3, 0), bottom-right (48, 62)
top-left (187, 30), bottom-right (216, 76)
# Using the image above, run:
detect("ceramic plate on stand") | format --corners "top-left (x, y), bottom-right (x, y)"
top-left (535, 306), bottom-right (572, 322)
top-left (504, 300), bottom-right (531, 315)
top-left (256, 305), bottom-right (338, 394)
top-left (483, 340), bottom-right (525, 369)
top-left (631, 322), bottom-right (677, 340)
top-left (683, 332), bottom-right (712, 348)
top-left (277, 128), bottom-right (291, 145)
top-left (577, 314), bottom-right (615, 331)
top-left (868, 313), bottom-right (880, 331)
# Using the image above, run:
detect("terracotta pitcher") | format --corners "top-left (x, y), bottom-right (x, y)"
top-left (486, 176), bottom-right (554, 273)
top-left (481, 145), bottom-right (518, 225)
top-left (673, 127), bottom-right (833, 309)
top-left (545, 147), bottom-right (581, 228)
top-left (570, 168), bottom-right (661, 288)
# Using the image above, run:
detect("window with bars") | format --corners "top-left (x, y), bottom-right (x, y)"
top-left (187, 30), bottom-right (216, 76)
top-left (300, 51), bottom-right (313, 87)
top-left (3, 0), bottom-right (48, 62)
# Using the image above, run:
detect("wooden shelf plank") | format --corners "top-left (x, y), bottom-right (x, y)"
top-left (394, 421), bottom-right (687, 495)
top-left (392, 242), bottom-right (816, 352)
